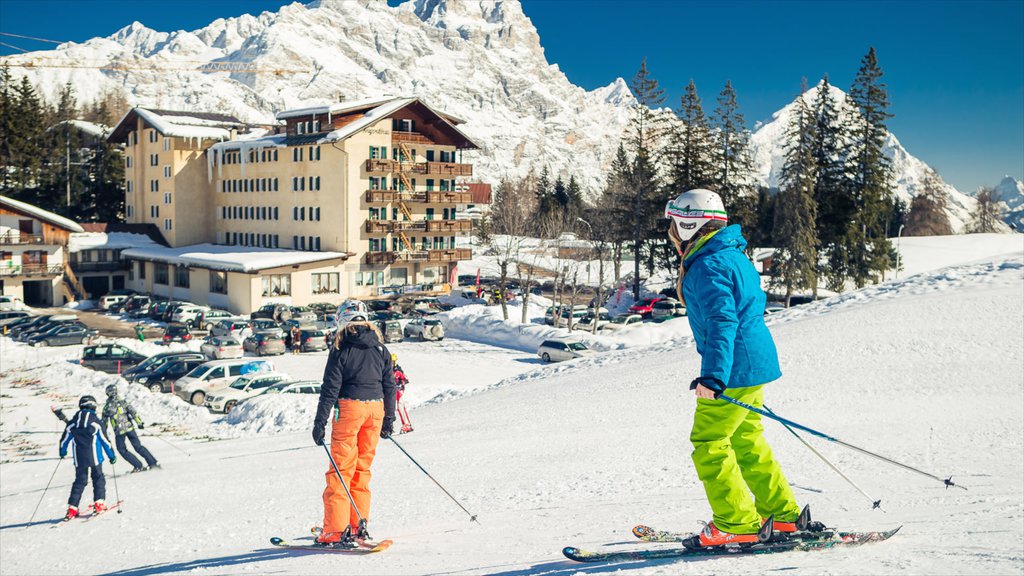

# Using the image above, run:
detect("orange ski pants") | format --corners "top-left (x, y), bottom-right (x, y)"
top-left (322, 399), bottom-right (384, 535)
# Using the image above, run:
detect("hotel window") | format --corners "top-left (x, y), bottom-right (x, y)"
top-left (126, 205), bottom-right (133, 218)
top-left (150, 180), bottom-right (159, 192)
top-left (164, 193), bottom-right (171, 204)
top-left (138, 261), bottom-right (146, 279)
top-left (426, 179), bottom-right (434, 191)
top-left (293, 147), bottom-right (304, 162)
top-left (150, 206), bottom-right (159, 218)
top-left (126, 180), bottom-right (133, 193)
top-left (150, 154), bottom-right (158, 166)
top-left (312, 273), bottom-right (339, 295)
top-left (314, 237), bottom-right (321, 250)
top-left (449, 236), bottom-right (456, 249)
top-left (164, 219), bottom-right (172, 231)
top-left (376, 271), bottom-right (384, 285)
top-left (210, 271), bottom-right (227, 294)
top-left (174, 265), bottom-right (190, 288)
top-left (356, 272), bottom-right (364, 286)
top-left (154, 264), bottom-right (169, 285)
top-left (313, 207), bottom-right (320, 221)
top-left (132, 132), bottom-right (138, 146)
top-left (126, 156), bottom-right (132, 168)
top-left (163, 138), bottom-right (171, 151)
top-left (261, 274), bottom-right (291, 297)
top-left (426, 208), bottom-right (434, 221)
top-left (273, 177), bottom-right (279, 191)
top-left (426, 150), bottom-right (435, 162)
top-left (273, 207), bottom-right (279, 220)
top-left (369, 177), bottom-right (379, 190)
top-left (311, 146), bottom-right (321, 161)
top-left (149, 130), bottom-right (157, 143)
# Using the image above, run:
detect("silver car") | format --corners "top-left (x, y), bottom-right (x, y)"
top-left (404, 318), bottom-right (445, 341)
top-left (201, 336), bottom-right (244, 359)
top-left (537, 338), bottom-right (592, 362)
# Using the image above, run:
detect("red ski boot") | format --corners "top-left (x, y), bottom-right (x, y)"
top-left (62, 506), bottom-right (78, 522)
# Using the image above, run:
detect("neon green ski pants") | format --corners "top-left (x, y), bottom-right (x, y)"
top-left (691, 385), bottom-right (801, 534)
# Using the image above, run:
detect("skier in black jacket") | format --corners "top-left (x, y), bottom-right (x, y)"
top-left (311, 316), bottom-right (396, 546)
top-left (58, 395), bottom-right (117, 520)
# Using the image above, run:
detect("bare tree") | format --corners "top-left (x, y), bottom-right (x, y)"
top-left (967, 187), bottom-right (1003, 233)
top-left (904, 169), bottom-right (953, 236)
top-left (487, 174), bottom-right (537, 321)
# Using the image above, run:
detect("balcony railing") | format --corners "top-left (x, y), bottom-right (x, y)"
top-left (426, 191), bottom-right (472, 203)
top-left (424, 162), bottom-right (473, 177)
top-left (71, 261), bottom-right (131, 272)
top-left (0, 233), bottom-right (46, 245)
top-left (364, 248), bottom-right (471, 266)
top-left (375, 282), bottom-right (451, 296)
top-left (363, 159), bottom-right (473, 177)
top-left (365, 220), bottom-right (428, 234)
top-left (425, 220), bottom-right (473, 233)
top-left (0, 264), bottom-right (64, 277)
top-left (391, 131), bottom-right (434, 145)
top-left (365, 190), bottom-right (470, 204)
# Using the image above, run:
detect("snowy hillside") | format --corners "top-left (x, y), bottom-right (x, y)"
top-left (1, 236), bottom-right (1022, 574)
top-left (749, 83), bottom-right (986, 232)
top-left (2, 0), bottom-right (984, 219)
top-left (988, 175), bottom-right (1024, 230)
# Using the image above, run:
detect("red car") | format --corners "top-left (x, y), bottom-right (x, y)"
top-left (628, 297), bottom-right (665, 318)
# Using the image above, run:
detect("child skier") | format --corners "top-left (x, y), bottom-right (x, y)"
top-left (391, 354), bottom-right (413, 434)
top-left (102, 384), bottom-right (159, 473)
top-left (59, 395), bottom-right (117, 520)
top-left (664, 188), bottom-right (816, 549)
top-left (311, 316), bottom-right (397, 547)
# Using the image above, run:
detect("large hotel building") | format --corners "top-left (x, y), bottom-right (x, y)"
top-left (108, 97), bottom-right (483, 314)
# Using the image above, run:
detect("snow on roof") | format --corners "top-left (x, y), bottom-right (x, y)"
top-left (135, 108), bottom-right (234, 140)
top-left (120, 243), bottom-right (350, 273)
top-left (0, 195), bottom-right (84, 233)
top-left (275, 96), bottom-right (400, 120)
top-left (68, 231), bottom-right (159, 253)
top-left (56, 120), bottom-right (110, 138)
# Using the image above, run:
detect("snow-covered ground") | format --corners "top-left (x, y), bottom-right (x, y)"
top-left (0, 234), bottom-right (1021, 575)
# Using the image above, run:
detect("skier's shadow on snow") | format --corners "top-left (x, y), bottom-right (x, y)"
top-left (484, 556), bottom-right (717, 576)
top-left (102, 550), bottom-right (294, 576)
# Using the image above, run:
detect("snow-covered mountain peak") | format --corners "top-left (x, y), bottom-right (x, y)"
top-left (591, 77), bottom-right (634, 107)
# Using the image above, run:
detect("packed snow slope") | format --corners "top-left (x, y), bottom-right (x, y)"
top-left (1, 257), bottom-right (1022, 575)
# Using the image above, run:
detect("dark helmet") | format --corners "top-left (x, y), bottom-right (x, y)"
top-left (79, 395), bottom-right (98, 410)
top-left (105, 384), bottom-right (118, 397)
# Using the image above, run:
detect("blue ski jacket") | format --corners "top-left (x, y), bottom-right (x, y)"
top-left (682, 224), bottom-right (781, 389)
top-left (59, 409), bottom-right (116, 467)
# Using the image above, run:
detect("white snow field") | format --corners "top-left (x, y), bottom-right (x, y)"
top-left (1, 246), bottom-right (1022, 574)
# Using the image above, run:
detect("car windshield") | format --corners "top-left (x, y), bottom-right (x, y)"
top-left (185, 365), bottom-right (213, 378)
top-left (611, 316), bottom-right (630, 324)
top-left (230, 377), bottom-right (252, 390)
top-left (567, 342), bottom-right (588, 351)
top-left (425, 320), bottom-right (440, 326)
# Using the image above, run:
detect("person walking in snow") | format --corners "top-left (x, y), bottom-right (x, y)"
top-left (134, 323), bottom-right (146, 342)
top-left (102, 384), bottom-right (159, 473)
top-left (59, 395), bottom-right (117, 520)
top-left (311, 315), bottom-right (397, 547)
top-left (391, 353), bottom-right (413, 434)
top-left (665, 188), bottom-right (811, 549)
top-left (290, 325), bottom-right (302, 354)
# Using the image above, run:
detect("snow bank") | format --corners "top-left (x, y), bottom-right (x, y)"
top-left (219, 394), bottom-right (318, 436)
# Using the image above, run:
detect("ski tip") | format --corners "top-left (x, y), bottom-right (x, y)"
top-left (270, 537), bottom-right (285, 546)
top-left (370, 539), bottom-right (394, 553)
top-left (632, 525), bottom-right (652, 539)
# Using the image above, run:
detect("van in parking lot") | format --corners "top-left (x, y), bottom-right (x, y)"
top-left (99, 294), bottom-right (130, 310)
top-left (537, 338), bottom-right (592, 362)
top-left (174, 358), bottom-right (275, 406)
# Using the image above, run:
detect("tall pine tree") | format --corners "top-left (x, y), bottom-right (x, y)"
top-left (626, 59), bottom-right (666, 299)
top-left (811, 75), bottom-right (855, 294)
top-left (711, 80), bottom-right (757, 241)
top-left (669, 79), bottom-right (715, 196)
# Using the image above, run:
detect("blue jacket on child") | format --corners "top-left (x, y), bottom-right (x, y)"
top-left (59, 409), bottom-right (116, 467)
top-left (682, 224), bottom-right (781, 389)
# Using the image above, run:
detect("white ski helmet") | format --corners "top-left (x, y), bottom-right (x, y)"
top-left (664, 188), bottom-right (728, 242)
top-left (337, 309), bottom-right (368, 332)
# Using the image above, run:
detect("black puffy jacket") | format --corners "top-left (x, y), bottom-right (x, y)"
top-left (315, 325), bottom-right (396, 428)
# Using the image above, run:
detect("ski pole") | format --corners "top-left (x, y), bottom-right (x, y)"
top-left (27, 457), bottom-right (62, 527)
top-left (764, 404), bottom-right (883, 510)
top-left (322, 442), bottom-right (368, 535)
top-left (110, 458), bottom-right (123, 513)
top-left (720, 394), bottom-right (966, 490)
top-left (389, 437), bottom-right (479, 523)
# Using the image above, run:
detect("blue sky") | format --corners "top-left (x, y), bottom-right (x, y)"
top-left (0, 0), bottom-right (1021, 192)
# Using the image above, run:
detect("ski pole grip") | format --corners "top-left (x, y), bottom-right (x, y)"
top-left (690, 377), bottom-right (726, 399)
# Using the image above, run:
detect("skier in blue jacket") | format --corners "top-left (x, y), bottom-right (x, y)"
top-left (665, 189), bottom-right (815, 549)
top-left (59, 395), bottom-right (117, 520)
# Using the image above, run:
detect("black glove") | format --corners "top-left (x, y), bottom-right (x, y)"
top-left (380, 417), bottom-right (395, 439)
top-left (312, 422), bottom-right (326, 446)
top-left (138, 422), bottom-right (145, 430)
top-left (689, 376), bottom-right (726, 399)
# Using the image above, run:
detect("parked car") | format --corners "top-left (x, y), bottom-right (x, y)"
top-left (7, 314), bottom-right (57, 338)
top-left (201, 336), bottom-right (244, 360)
top-left (175, 358), bottom-right (275, 406)
top-left (365, 299), bottom-right (394, 313)
top-left (308, 302), bottom-right (336, 320)
top-left (81, 344), bottom-right (147, 374)
top-left (298, 328), bottom-right (329, 352)
top-left (249, 318), bottom-right (282, 336)
top-left (537, 338), bottom-right (592, 362)
top-left (603, 313), bottom-right (644, 331)
top-left (0, 295), bottom-right (26, 311)
top-left (204, 372), bottom-right (291, 413)
top-left (172, 305), bottom-right (210, 327)
top-left (650, 299), bottom-right (686, 320)
top-left (124, 351), bottom-right (206, 379)
top-left (764, 304), bottom-right (786, 315)
top-left (262, 380), bottom-right (322, 395)
top-left (162, 323), bottom-right (194, 344)
top-left (28, 323), bottom-right (97, 347)
top-left (195, 309), bottom-right (235, 331)
top-left (210, 319), bottom-right (252, 340)
top-left (132, 358), bottom-right (207, 394)
top-left (250, 303), bottom-right (292, 323)
top-left (148, 300), bottom-right (175, 321)
top-left (16, 314), bottom-right (79, 342)
top-left (413, 297), bottom-right (440, 312)
top-left (99, 294), bottom-right (130, 311)
top-left (544, 305), bottom-right (588, 326)
top-left (573, 312), bottom-right (612, 332)
top-left (404, 318), bottom-right (445, 341)
top-left (0, 310), bottom-right (33, 327)
top-left (628, 297), bottom-right (665, 318)
top-left (289, 306), bottom-right (318, 324)
top-left (377, 319), bottom-right (403, 343)
top-left (161, 301), bottom-right (194, 323)
top-left (242, 332), bottom-right (287, 356)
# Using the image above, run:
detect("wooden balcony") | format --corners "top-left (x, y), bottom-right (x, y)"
top-left (365, 159), bottom-right (393, 173)
top-left (365, 252), bottom-right (398, 265)
top-left (365, 190), bottom-right (400, 203)
top-left (364, 248), bottom-right (471, 265)
top-left (391, 131), bottom-right (434, 145)
top-left (365, 190), bottom-right (469, 204)
top-left (0, 233), bottom-right (46, 245)
top-left (364, 159), bottom-right (472, 177)
top-left (0, 263), bottom-right (64, 277)
top-left (425, 220), bottom-right (473, 233)
top-left (427, 248), bottom-right (472, 262)
top-left (365, 220), bottom-right (428, 234)
top-left (424, 162), bottom-right (473, 177)
top-left (426, 191), bottom-right (472, 203)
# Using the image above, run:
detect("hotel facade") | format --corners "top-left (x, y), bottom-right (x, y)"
top-left (108, 98), bottom-right (481, 314)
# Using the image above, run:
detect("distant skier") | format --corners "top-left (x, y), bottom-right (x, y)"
top-left (102, 384), bottom-right (159, 473)
top-left (664, 189), bottom-right (814, 549)
top-left (311, 316), bottom-right (396, 547)
top-left (391, 353), bottom-right (413, 434)
top-left (59, 395), bottom-right (116, 520)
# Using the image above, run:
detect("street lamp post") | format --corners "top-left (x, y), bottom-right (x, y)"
top-left (895, 224), bottom-right (905, 279)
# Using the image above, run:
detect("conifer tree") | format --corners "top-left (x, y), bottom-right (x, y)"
top-left (0, 66), bottom-right (15, 193)
top-left (669, 79), bottom-right (715, 195)
top-left (848, 47), bottom-right (895, 286)
top-left (626, 59), bottom-right (666, 299)
top-left (712, 80), bottom-right (757, 232)
top-left (9, 76), bottom-right (46, 198)
top-left (85, 99), bottom-right (125, 222)
top-left (811, 75), bottom-right (854, 293)
top-left (771, 80), bottom-right (819, 305)
top-left (535, 165), bottom-right (554, 229)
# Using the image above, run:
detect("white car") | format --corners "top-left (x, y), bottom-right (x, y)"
top-left (263, 380), bottom-right (322, 395)
top-left (200, 336), bottom-right (244, 360)
top-left (204, 372), bottom-right (291, 413)
top-left (404, 318), bottom-right (445, 341)
top-left (175, 358), bottom-right (275, 405)
top-left (573, 312), bottom-right (612, 332)
top-left (602, 313), bottom-right (644, 331)
top-left (98, 294), bottom-right (129, 310)
top-left (172, 305), bottom-right (211, 327)
top-left (210, 319), bottom-right (252, 340)
top-left (650, 299), bottom-right (686, 320)
top-left (0, 295), bottom-right (26, 311)
top-left (537, 338), bottom-right (592, 362)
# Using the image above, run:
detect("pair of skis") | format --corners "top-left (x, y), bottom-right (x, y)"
top-left (563, 520), bottom-right (900, 563)
top-left (57, 500), bottom-right (123, 526)
top-left (270, 526), bottom-right (393, 555)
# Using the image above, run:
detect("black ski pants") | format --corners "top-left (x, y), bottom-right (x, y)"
top-left (115, 430), bottom-right (157, 469)
top-left (68, 465), bottom-right (105, 508)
